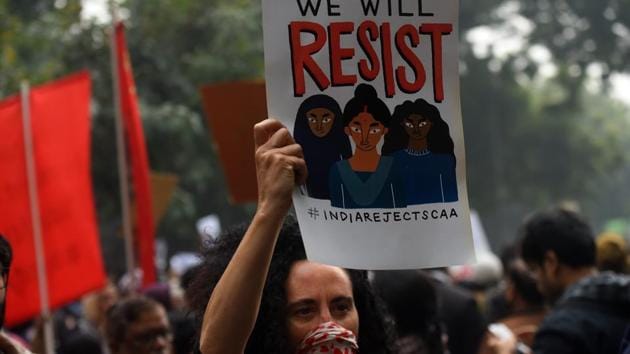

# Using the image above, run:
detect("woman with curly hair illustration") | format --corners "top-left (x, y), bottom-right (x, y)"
top-left (328, 84), bottom-right (406, 209)
top-left (383, 98), bottom-right (458, 205)
top-left (294, 94), bottom-right (351, 199)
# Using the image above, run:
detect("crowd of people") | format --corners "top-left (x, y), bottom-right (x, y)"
top-left (1, 118), bottom-right (629, 354)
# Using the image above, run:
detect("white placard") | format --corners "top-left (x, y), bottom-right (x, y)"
top-left (263, 0), bottom-right (475, 269)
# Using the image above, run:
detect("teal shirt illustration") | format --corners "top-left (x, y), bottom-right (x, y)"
top-left (329, 157), bottom-right (406, 209)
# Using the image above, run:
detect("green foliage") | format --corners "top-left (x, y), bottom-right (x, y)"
top-left (2, 0), bottom-right (630, 263)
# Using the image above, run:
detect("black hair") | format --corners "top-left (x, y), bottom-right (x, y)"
top-left (188, 216), bottom-right (395, 354)
top-left (519, 208), bottom-right (595, 268)
top-left (293, 94), bottom-right (351, 199)
top-left (506, 260), bottom-right (544, 306)
top-left (342, 84), bottom-right (391, 127)
top-left (58, 332), bottom-right (104, 354)
top-left (105, 296), bottom-right (164, 353)
top-left (0, 234), bottom-right (12, 275)
top-left (372, 270), bottom-right (444, 354)
top-left (382, 99), bottom-right (454, 155)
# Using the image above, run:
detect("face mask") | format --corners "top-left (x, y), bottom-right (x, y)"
top-left (296, 321), bottom-right (359, 354)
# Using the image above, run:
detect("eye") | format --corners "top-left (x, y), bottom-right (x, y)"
top-left (369, 127), bottom-right (382, 134)
top-left (308, 117), bottom-right (316, 124)
top-left (404, 122), bottom-right (413, 128)
top-left (351, 126), bottom-right (361, 133)
top-left (332, 302), bottom-right (351, 315)
top-left (293, 306), bottom-right (315, 318)
top-left (322, 117), bottom-right (331, 124)
top-left (418, 121), bottom-right (428, 127)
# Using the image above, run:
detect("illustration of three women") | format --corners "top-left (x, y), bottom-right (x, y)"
top-left (293, 84), bottom-right (458, 209)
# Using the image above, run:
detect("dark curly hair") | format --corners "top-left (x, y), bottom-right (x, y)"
top-left (105, 296), bottom-right (163, 353)
top-left (382, 99), bottom-right (454, 155)
top-left (188, 216), bottom-right (395, 353)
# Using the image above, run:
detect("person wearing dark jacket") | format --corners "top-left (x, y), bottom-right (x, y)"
top-left (490, 207), bottom-right (630, 354)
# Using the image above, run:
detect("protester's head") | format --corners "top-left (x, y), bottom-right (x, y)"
top-left (189, 217), bottom-right (393, 353)
top-left (58, 332), bottom-right (104, 354)
top-left (105, 296), bottom-right (173, 354)
top-left (83, 279), bottom-right (119, 329)
top-left (372, 270), bottom-right (443, 354)
top-left (596, 232), bottom-right (628, 274)
top-left (383, 98), bottom-right (454, 155)
top-left (519, 207), bottom-right (595, 301)
top-left (504, 259), bottom-right (545, 309)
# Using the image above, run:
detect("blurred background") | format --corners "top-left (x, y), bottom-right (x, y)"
top-left (2, 0), bottom-right (629, 278)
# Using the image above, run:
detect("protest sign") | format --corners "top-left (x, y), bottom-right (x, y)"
top-left (262, 0), bottom-right (475, 269)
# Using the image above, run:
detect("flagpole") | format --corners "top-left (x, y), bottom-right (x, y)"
top-left (21, 81), bottom-right (55, 354)
top-left (109, 1), bottom-right (137, 290)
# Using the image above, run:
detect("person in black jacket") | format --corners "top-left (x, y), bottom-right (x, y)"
top-left (489, 207), bottom-right (630, 354)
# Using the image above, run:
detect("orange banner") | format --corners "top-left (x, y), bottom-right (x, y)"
top-left (0, 71), bottom-right (105, 326)
top-left (200, 81), bottom-right (267, 204)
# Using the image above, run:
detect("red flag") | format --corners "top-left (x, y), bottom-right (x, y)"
top-left (115, 22), bottom-right (156, 285)
top-left (0, 72), bottom-right (106, 326)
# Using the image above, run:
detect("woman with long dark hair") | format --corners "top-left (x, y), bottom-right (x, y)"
top-left (294, 95), bottom-right (351, 199)
top-left (383, 99), bottom-right (458, 205)
top-left (328, 84), bottom-right (406, 209)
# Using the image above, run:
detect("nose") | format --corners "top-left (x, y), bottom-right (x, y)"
top-left (317, 120), bottom-right (323, 131)
top-left (319, 306), bottom-right (333, 323)
top-left (361, 129), bottom-right (369, 145)
top-left (151, 334), bottom-right (170, 352)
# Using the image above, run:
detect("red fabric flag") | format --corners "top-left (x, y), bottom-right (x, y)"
top-left (115, 22), bottom-right (156, 285)
top-left (0, 72), bottom-right (106, 326)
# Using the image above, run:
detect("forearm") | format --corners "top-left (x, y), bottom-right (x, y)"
top-left (199, 208), bottom-right (285, 354)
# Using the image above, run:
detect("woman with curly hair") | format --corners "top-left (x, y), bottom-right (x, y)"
top-left (190, 119), bottom-right (394, 354)
top-left (382, 99), bottom-right (458, 205)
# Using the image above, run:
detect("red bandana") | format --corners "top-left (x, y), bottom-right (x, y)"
top-left (296, 321), bottom-right (359, 354)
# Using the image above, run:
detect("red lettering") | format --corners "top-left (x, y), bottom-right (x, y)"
top-left (357, 21), bottom-right (380, 81)
top-left (395, 24), bottom-right (426, 94)
top-left (420, 23), bottom-right (452, 102)
top-left (289, 21), bottom-right (330, 96)
top-left (288, 21), bottom-right (453, 101)
top-left (380, 23), bottom-right (395, 98)
top-left (328, 22), bottom-right (357, 86)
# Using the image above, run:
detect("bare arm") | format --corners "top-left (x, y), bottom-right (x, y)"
top-left (199, 119), bottom-right (307, 354)
top-left (0, 332), bottom-right (34, 354)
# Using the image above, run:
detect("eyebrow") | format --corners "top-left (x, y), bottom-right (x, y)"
top-left (369, 123), bottom-right (380, 128)
top-left (331, 296), bottom-right (354, 305)
top-left (287, 299), bottom-right (316, 310)
top-left (287, 296), bottom-right (354, 309)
